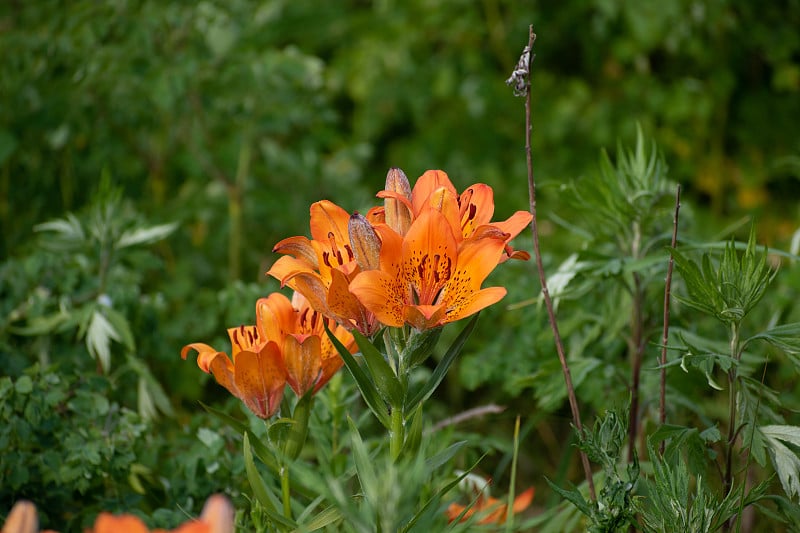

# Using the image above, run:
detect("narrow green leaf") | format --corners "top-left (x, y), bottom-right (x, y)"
top-left (406, 314), bottom-right (479, 413)
top-left (199, 401), bottom-right (280, 475)
top-left (425, 441), bottom-right (467, 471)
top-left (404, 405), bottom-right (424, 456)
top-left (347, 417), bottom-right (379, 507)
top-left (294, 505), bottom-right (343, 532)
top-left (352, 329), bottom-right (404, 407)
top-left (399, 453), bottom-right (485, 533)
top-left (325, 323), bottom-right (391, 428)
top-left (244, 433), bottom-right (297, 529)
top-left (198, 400), bottom-right (248, 434)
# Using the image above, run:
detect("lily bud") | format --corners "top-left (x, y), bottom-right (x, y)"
top-left (383, 167), bottom-right (413, 235)
top-left (2, 501), bottom-right (38, 533)
top-left (200, 494), bottom-right (236, 533)
top-left (348, 213), bottom-right (381, 271)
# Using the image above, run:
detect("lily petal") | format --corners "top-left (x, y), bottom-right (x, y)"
top-left (271, 235), bottom-right (319, 268)
top-left (92, 514), bottom-right (150, 533)
top-left (233, 342), bottom-right (287, 419)
top-left (181, 343), bottom-right (223, 373)
top-left (458, 183), bottom-right (495, 238)
top-left (411, 170), bottom-right (457, 215)
top-left (283, 335), bottom-right (322, 396)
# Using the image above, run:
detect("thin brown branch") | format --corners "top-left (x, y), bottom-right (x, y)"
top-left (513, 25), bottom-right (596, 500)
top-left (659, 184), bottom-right (681, 456)
top-left (428, 404), bottom-right (506, 433)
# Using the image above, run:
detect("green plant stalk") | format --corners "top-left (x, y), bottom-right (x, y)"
top-left (504, 416), bottom-right (522, 532)
top-left (628, 269), bottom-right (645, 462)
top-left (724, 321), bottom-right (741, 500)
top-left (280, 463), bottom-right (292, 521)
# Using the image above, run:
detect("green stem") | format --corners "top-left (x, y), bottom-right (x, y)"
top-left (280, 463), bottom-right (292, 520)
top-left (724, 322), bottom-right (741, 499)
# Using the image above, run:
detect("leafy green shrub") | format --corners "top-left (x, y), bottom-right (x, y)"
top-left (0, 365), bottom-right (146, 530)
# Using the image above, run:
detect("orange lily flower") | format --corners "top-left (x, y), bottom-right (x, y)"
top-left (267, 200), bottom-right (380, 336)
top-left (446, 487), bottom-right (535, 525)
top-left (376, 169), bottom-right (532, 261)
top-left (182, 292), bottom-right (354, 418)
top-left (1, 495), bottom-right (233, 533)
top-left (257, 291), bottom-right (355, 396)
top-left (349, 207), bottom-right (510, 330)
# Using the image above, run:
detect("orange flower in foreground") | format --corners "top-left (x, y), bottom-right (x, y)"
top-left (349, 208), bottom-right (510, 330)
top-left (268, 200), bottom-right (380, 336)
top-left (446, 487), bottom-right (535, 525)
top-left (376, 169), bottom-right (532, 261)
top-left (91, 494), bottom-right (233, 533)
top-left (182, 292), bottom-right (354, 418)
top-left (1, 495), bottom-right (233, 533)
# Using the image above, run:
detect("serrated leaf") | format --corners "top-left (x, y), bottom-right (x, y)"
top-left (116, 222), bottom-right (178, 248)
top-left (34, 213), bottom-right (85, 241)
top-left (650, 424), bottom-right (712, 475)
top-left (103, 306), bottom-right (136, 352)
top-left (8, 310), bottom-right (71, 336)
top-left (545, 478), bottom-right (593, 517)
top-left (86, 309), bottom-right (121, 373)
top-left (761, 425), bottom-right (800, 502)
top-left (745, 322), bottom-right (800, 357)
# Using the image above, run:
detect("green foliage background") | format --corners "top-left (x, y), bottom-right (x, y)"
top-left (2, 0), bottom-right (800, 530)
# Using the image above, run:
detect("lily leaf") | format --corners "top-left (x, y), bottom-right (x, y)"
top-left (347, 417), bottom-right (379, 509)
top-left (406, 314), bottom-right (479, 414)
top-left (325, 323), bottom-right (391, 428)
top-left (353, 329), bottom-right (404, 408)
top-left (244, 433), bottom-right (298, 530)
